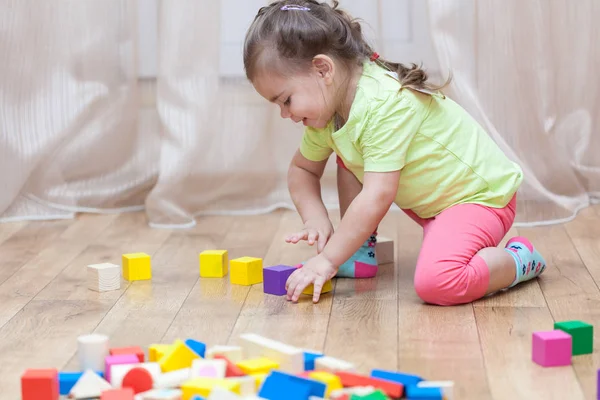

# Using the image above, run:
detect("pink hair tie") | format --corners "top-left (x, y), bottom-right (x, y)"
top-left (281, 5), bottom-right (310, 11)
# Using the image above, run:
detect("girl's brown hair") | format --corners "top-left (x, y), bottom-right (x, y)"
top-left (243, 0), bottom-right (450, 94)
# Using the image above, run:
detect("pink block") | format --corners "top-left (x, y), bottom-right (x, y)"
top-left (532, 330), bottom-right (572, 367)
top-left (105, 354), bottom-right (139, 382)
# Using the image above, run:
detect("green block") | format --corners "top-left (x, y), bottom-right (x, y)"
top-left (554, 320), bottom-right (593, 355)
top-left (350, 389), bottom-right (390, 400)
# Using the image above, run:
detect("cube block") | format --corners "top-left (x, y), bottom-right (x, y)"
top-left (21, 368), bottom-right (59, 400)
top-left (87, 263), bottom-right (121, 292)
top-left (110, 346), bottom-right (145, 362)
top-left (230, 256), bottom-right (263, 285)
top-left (181, 377), bottom-right (240, 400)
top-left (100, 388), bottom-right (135, 400)
top-left (376, 236), bottom-right (394, 264)
top-left (532, 330), bottom-right (572, 367)
top-left (105, 354), bottom-right (140, 382)
top-left (302, 280), bottom-right (333, 295)
top-left (236, 358), bottom-right (279, 375)
top-left (263, 265), bottom-right (296, 296)
top-left (199, 250), bottom-right (228, 278)
top-left (554, 320), bottom-right (593, 355)
top-left (122, 253), bottom-right (152, 281)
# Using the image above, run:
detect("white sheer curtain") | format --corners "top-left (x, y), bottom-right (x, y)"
top-left (1, 0), bottom-right (599, 228)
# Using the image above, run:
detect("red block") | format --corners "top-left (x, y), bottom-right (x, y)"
top-left (109, 346), bottom-right (145, 362)
top-left (21, 369), bottom-right (59, 400)
top-left (101, 388), bottom-right (135, 400)
top-left (336, 371), bottom-right (404, 398)
top-left (122, 367), bottom-right (153, 394)
top-left (214, 354), bottom-right (246, 377)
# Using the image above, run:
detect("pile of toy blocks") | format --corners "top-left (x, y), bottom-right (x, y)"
top-left (532, 319), bottom-right (594, 367)
top-left (20, 332), bottom-right (453, 400)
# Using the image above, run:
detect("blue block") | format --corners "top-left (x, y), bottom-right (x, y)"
top-left (405, 385), bottom-right (443, 399)
top-left (303, 350), bottom-right (323, 371)
top-left (370, 369), bottom-right (423, 386)
top-left (191, 396), bottom-right (205, 400)
top-left (58, 371), bottom-right (104, 395)
top-left (259, 370), bottom-right (326, 400)
top-left (185, 339), bottom-right (206, 358)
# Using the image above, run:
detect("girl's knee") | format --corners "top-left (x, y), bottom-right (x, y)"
top-left (414, 265), bottom-right (486, 306)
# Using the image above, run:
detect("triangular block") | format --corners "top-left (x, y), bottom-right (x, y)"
top-left (69, 369), bottom-right (112, 399)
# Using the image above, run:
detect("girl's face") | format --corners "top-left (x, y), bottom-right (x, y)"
top-left (252, 57), bottom-right (338, 129)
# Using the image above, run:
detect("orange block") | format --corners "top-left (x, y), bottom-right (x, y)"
top-left (110, 346), bottom-right (145, 362)
top-left (214, 355), bottom-right (246, 377)
top-left (21, 369), bottom-right (59, 400)
top-left (335, 371), bottom-right (404, 398)
top-left (101, 388), bottom-right (135, 400)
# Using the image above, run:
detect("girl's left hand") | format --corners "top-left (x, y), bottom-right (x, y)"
top-left (285, 253), bottom-right (337, 303)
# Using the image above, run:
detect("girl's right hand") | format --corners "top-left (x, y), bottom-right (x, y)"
top-left (285, 218), bottom-right (334, 253)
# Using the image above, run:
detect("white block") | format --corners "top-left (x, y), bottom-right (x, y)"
top-left (69, 369), bottom-right (112, 399)
top-left (110, 362), bottom-right (161, 387)
top-left (331, 386), bottom-right (376, 398)
top-left (153, 368), bottom-right (191, 389)
top-left (207, 386), bottom-right (241, 400)
top-left (314, 356), bottom-right (355, 373)
top-left (238, 333), bottom-right (304, 374)
top-left (417, 380), bottom-right (455, 400)
top-left (138, 388), bottom-right (182, 400)
top-left (226, 376), bottom-right (256, 396)
top-left (190, 359), bottom-right (227, 378)
top-left (77, 334), bottom-right (109, 371)
top-left (206, 345), bottom-right (244, 363)
top-left (376, 236), bottom-right (394, 264)
top-left (87, 263), bottom-right (121, 292)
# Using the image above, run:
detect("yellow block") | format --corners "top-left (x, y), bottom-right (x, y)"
top-left (122, 252), bottom-right (152, 281)
top-left (159, 339), bottom-right (201, 372)
top-left (250, 373), bottom-right (268, 390)
top-left (229, 257), bottom-right (263, 286)
top-left (181, 377), bottom-right (240, 400)
top-left (302, 279), bottom-right (333, 295)
top-left (149, 344), bottom-right (174, 362)
top-left (236, 358), bottom-right (279, 375)
top-left (199, 250), bottom-right (228, 278)
top-left (308, 371), bottom-right (343, 397)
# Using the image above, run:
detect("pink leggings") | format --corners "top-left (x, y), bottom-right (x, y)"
top-left (336, 156), bottom-right (517, 306)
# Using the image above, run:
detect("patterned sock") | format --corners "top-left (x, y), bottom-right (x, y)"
top-left (335, 232), bottom-right (379, 278)
top-left (503, 236), bottom-right (547, 287)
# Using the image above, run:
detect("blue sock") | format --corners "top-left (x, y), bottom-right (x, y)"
top-left (335, 233), bottom-right (379, 278)
top-left (503, 236), bottom-right (547, 287)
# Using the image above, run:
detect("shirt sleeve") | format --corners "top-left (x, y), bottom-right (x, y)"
top-left (299, 126), bottom-right (333, 162)
top-left (360, 93), bottom-right (425, 173)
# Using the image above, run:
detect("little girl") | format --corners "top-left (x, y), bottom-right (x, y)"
top-left (243, 0), bottom-right (547, 304)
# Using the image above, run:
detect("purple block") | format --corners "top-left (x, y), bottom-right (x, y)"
top-left (104, 354), bottom-right (139, 382)
top-left (263, 264), bottom-right (296, 296)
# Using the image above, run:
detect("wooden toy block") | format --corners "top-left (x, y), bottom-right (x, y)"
top-left (21, 368), bottom-right (59, 400)
top-left (335, 371), bottom-right (404, 398)
top-left (236, 358), bottom-right (279, 375)
top-left (213, 354), bottom-right (246, 377)
top-left (224, 376), bottom-right (256, 396)
top-left (417, 380), bottom-right (455, 400)
top-left (185, 338), bottom-right (207, 358)
top-left (375, 236), bottom-right (394, 264)
top-left (69, 369), bottom-right (113, 399)
top-left (348, 389), bottom-right (389, 399)
top-left (122, 252), bottom-right (152, 281)
top-left (205, 345), bottom-right (243, 363)
top-left (262, 265), bottom-right (296, 295)
top-left (137, 388), bottom-right (182, 400)
top-left (159, 339), bottom-right (201, 372)
top-left (307, 371), bottom-right (343, 397)
top-left (303, 350), bottom-right (324, 371)
top-left (181, 377), bottom-right (241, 400)
top-left (370, 369), bottom-right (423, 386)
top-left (110, 346), bottom-right (145, 362)
top-left (405, 385), bottom-right (443, 399)
top-left (154, 368), bottom-right (191, 389)
top-left (105, 354), bottom-right (139, 383)
top-left (87, 263), bottom-right (121, 292)
top-left (206, 386), bottom-right (242, 400)
top-left (77, 333), bottom-right (110, 371)
top-left (249, 372), bottom-right (268, 390)
top-left (58, 371), bottom-right (104, 395)
top-left (122, 367), bottom-right (154, 394)
top-left (302, 279), bottom-right (333, 295)
top-left (110, 362), bottom-right (161, 387)
top-left (199, 250), bottom-right (229, 277)
top-left (330, 386), bottom-right (377, 399)
top-left (149, 344), bottom-right (173, 362)
top-left (191, 359), bottom-right (227, 378)
top-left (229, 257), bottom-right (263, 285)
top-left (532, 330), bottom-right (572, 367)
top-left (554, 320), bottom-right (594, 355)
top-left (258, 370), bottom-right (326, 399)
top-left (314, 355), bottom-right (356, 373)
top-left (238, 333), bottom-right (304, 374)
top-left (100, 388), bottom-right (135, 400)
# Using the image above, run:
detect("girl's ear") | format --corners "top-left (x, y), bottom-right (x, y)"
top-left (312, 54), bottom-right (335, 85)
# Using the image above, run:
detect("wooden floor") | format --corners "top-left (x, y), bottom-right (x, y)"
top-left (1, 205), bottom-right (599, 399)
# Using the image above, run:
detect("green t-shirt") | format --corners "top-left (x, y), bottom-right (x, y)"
top-left (300, 61), bottom-right (523, 219)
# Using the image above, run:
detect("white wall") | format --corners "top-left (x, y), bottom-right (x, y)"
top-left (136, 0), bottom-right (439, 78)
